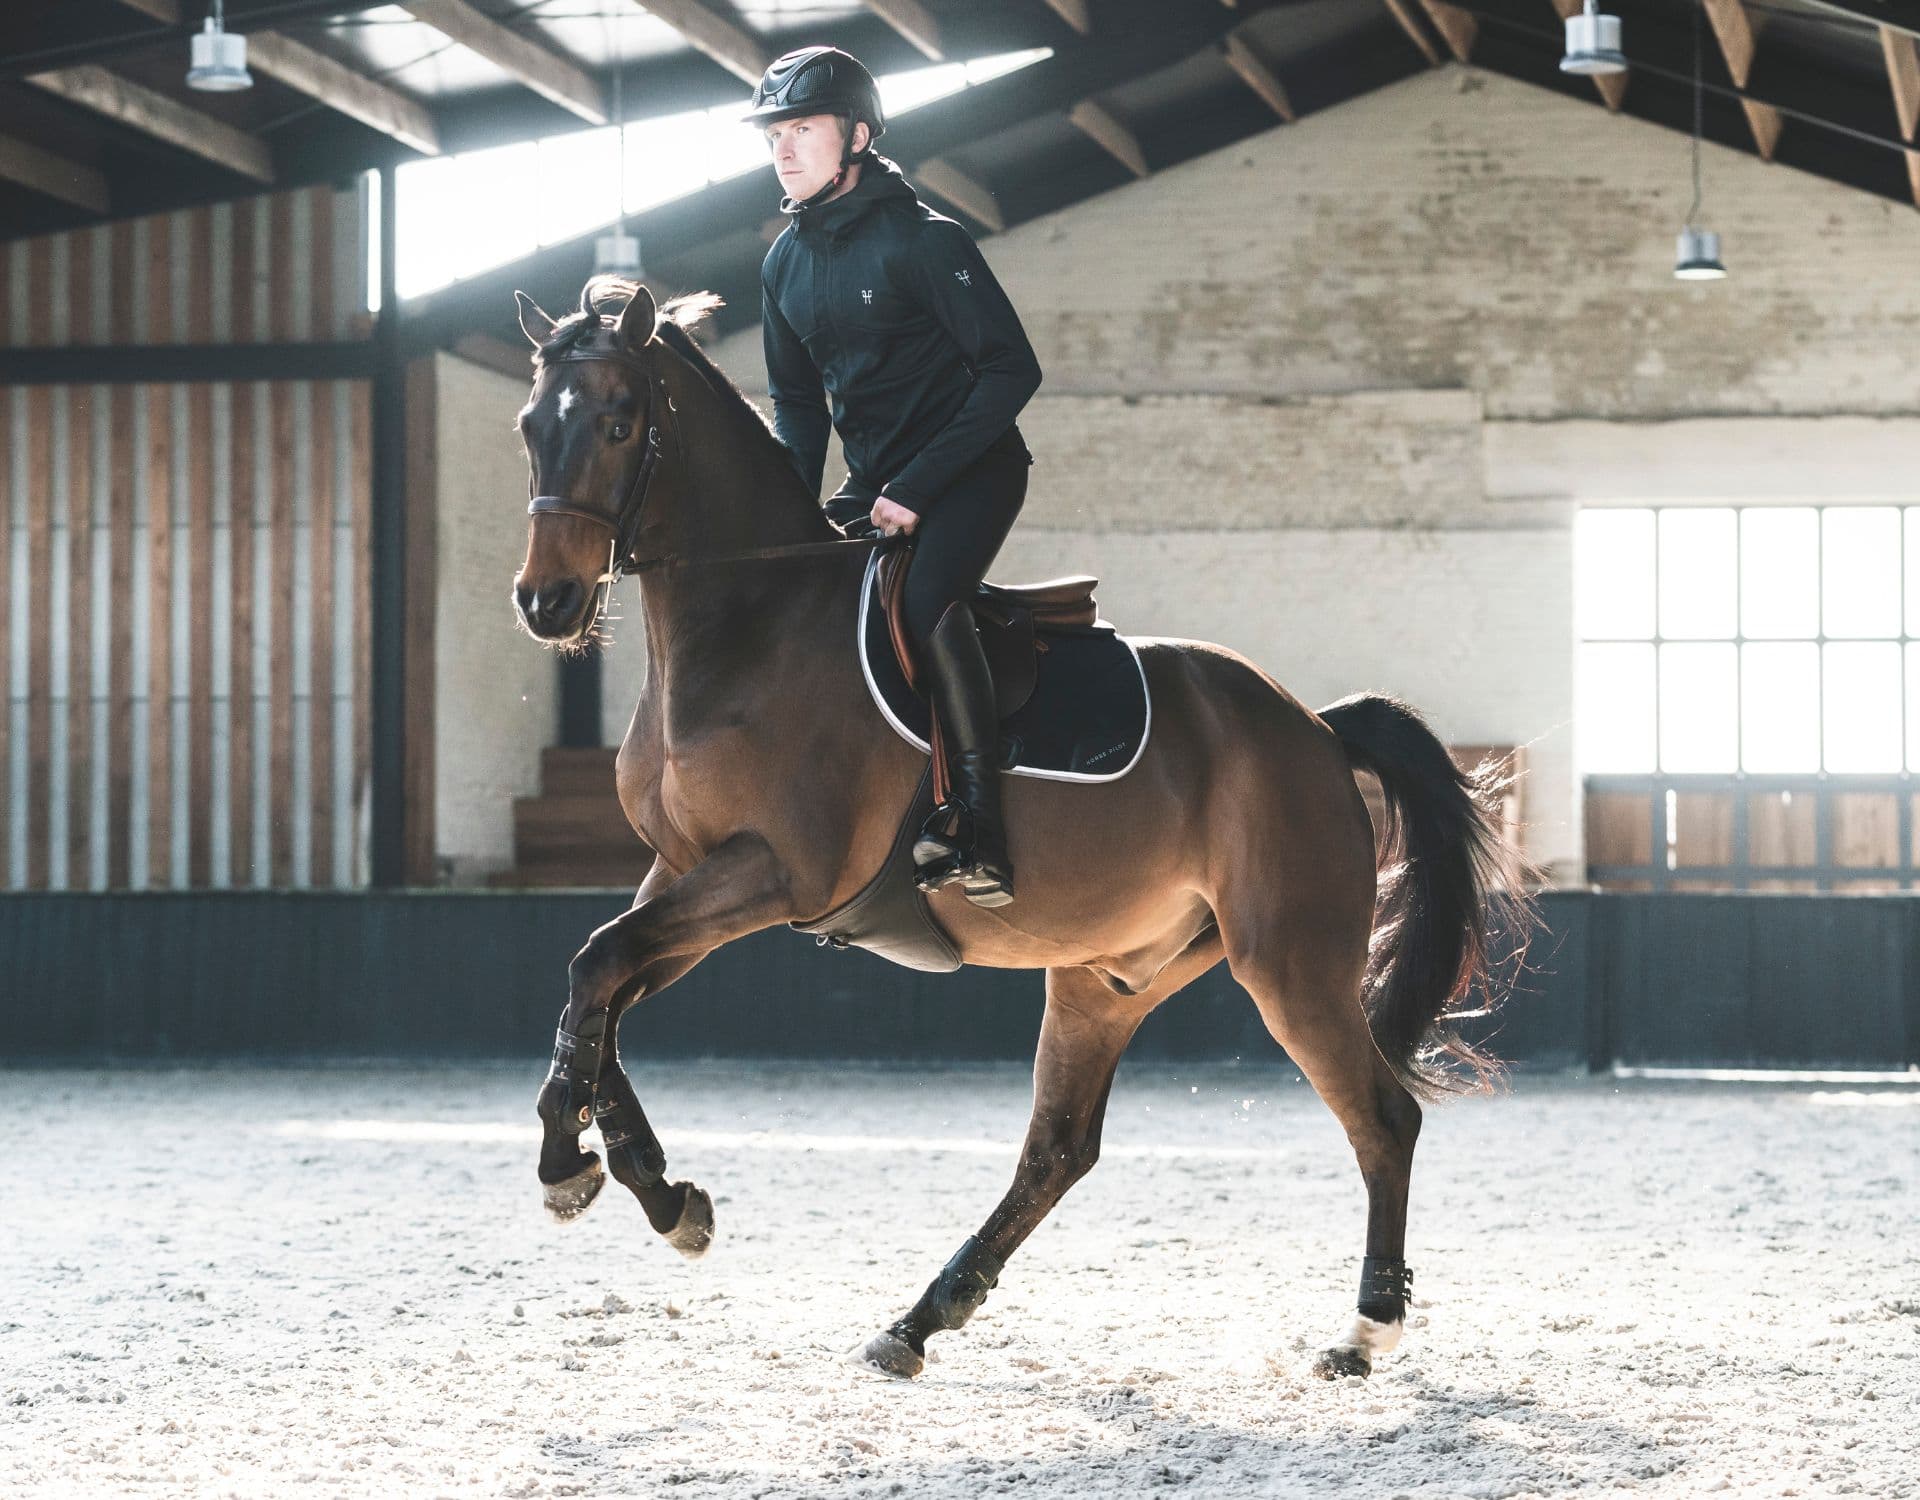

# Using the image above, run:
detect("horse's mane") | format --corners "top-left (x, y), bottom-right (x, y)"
top-left (535, 276), bottom-right (807, 496)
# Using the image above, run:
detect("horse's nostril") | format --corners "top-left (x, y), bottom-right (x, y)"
top-left (549, 579), bottom-right (582, 620)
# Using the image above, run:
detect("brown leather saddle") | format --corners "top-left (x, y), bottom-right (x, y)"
top-left (790, 546), bottom-right (1145, 973)
top-left (875, 548), bottom-right (1100, 801)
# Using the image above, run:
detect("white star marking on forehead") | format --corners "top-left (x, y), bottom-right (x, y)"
top-left (555, 386), bottom-right (578, 423)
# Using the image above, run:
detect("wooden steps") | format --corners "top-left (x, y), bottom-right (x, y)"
top-left (486, 746), bottom-right (654, 889)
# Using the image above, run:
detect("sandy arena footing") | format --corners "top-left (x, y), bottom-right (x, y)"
top-left (3, 1062), bottom-right (1915, 1498)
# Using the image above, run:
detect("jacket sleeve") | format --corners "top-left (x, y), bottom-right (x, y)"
top-left (879, 218), bottom-right (1042, 515)
top-left (761, 274), bottom-right (831, 498)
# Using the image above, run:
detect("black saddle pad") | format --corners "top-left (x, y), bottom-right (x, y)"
top-left (857, 552), bottom-right (1151, 782)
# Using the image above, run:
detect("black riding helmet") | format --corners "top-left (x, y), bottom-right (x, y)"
top-left (743, 46), bottom-right (886, 211)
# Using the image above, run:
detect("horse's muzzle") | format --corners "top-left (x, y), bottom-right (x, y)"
top-left (515, 577), bottom-right (589, 639)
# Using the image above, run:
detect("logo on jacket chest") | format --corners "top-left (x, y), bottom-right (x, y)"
top-left (861, 289), bottom-right (872, 304)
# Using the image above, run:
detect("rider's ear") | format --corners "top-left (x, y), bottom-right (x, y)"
top-left (515, 291), bottom-right (558, 348)
top-left (614, 284), bottom-right (659, 352)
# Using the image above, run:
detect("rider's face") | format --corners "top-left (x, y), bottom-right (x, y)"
top-left (764, 114), bottom-right (866, 200)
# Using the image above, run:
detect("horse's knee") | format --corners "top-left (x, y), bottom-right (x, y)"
top-left (567, 935), bottom-right (617, 1001)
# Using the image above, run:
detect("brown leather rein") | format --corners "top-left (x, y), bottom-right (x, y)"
top-left (524, 342), bottom-right (883, 581)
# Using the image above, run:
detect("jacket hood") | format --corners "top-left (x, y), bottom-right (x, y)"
top-left (782, 152), bottom-right (918, 236)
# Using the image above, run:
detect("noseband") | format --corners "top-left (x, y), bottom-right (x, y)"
top-left (525, 343), bottom-right (670, 583)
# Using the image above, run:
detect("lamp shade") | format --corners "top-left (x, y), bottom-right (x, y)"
top-left (1674, 226), bottom-right (1727, 280)
top-left (187, 17), bottom-right (252, 91)
top-left (1562, 3), bottom-right (1626, 74)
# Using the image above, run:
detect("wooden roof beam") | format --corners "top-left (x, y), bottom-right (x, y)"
top-left (861, 0), bottom-right (944, 61)
top-left (1413, 0), bottom-right (1477, 61)
top-left (630, 2), bottom-right (769, 86)
top-left (1222, 31), bottom-right (1295, 122)
top-left (1549, 0), bottom-right (1626, 111)
top-left (1880, 26), bottom-right (1920, 206)
top-left (26, 65), bottom-right (274, 182)
top-left (1381, 0), bottom-right (1443, 65)
top-left (400, 0), bottom-right (607, 124)
top-left (1067, 98), bottom-right (1148, 177)
top-left (1041, 0), bottom-right (1091, 36)
top-left (1884, 27), bottom-right (1920, 140)
top-left (0, 132), bottom-right (111, 214)
top-left (1796, 0), bottom-right (1920, 45)
top-left (114, 0), bottom-right (181, 19)
top-left (915, 158), bottom-right (1005, 232)
top-left (247, 31), bottom-right (441, 155)
top-left (1702, 0), bottom-right (1782, 160)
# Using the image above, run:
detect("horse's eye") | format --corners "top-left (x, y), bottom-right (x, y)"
top-left (609, 422), bottom-right (632, 443)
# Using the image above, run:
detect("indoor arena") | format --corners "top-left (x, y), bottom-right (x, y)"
top-left (3, 2), bottom-right (1917, 1497)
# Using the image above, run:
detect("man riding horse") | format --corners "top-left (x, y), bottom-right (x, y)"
top-left (750, 45), bottom-right (1038, 908)
top-left (508, 41), bottom-right (1533, 1385)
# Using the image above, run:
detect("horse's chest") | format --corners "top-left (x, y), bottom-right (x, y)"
top-left (617, 716), bottom-right (764, 861)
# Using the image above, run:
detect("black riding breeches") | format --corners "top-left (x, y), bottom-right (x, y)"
top-left (899, 444), bottom-right (1029, 658)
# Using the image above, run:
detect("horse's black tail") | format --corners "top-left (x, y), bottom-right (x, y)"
top-left (1318, 692), bottom-right (1541, 1102)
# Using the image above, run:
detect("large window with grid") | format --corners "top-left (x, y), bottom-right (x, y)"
top-left (1578, 505), bottom-right (1920, 890)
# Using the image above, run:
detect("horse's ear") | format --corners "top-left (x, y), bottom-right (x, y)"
top-left (515, 291), bottom-right (557, 348)
top-left (614, 284), bottom-right (659, 351)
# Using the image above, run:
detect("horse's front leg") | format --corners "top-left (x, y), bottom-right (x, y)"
top-left (535, 834), bottom-right (793, 1226)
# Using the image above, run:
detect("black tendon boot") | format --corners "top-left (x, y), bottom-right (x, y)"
top-left (911, 600), bottom-right (1015, 907)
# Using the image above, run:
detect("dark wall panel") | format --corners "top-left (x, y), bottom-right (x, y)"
top-left (1594, 895), bottom-right (1917, 1069)
top-left (0, 891), bottom-right (1913, 1070)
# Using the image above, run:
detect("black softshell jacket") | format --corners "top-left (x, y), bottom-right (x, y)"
top-left (760, 153), bottom-right (1041, 521)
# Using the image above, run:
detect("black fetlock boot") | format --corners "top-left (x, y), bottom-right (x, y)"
top-left (912, 600), bottom-right (1015, 908)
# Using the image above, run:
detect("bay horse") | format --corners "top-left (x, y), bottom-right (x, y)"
top-left (509, 276), bottom-right (1533, 1382)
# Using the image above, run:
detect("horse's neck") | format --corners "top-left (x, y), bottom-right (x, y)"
top-left (631, 551), bottom-right (863, 749)
top-left (660, 368), bottom-right (835, 558)
top-left (633, 374), bottom-right (852, 707)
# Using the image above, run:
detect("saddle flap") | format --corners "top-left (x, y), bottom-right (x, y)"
top-left (879, 549), bottom-right (1039, 718)
top-left (860, 551), bottom-right (1151, 785)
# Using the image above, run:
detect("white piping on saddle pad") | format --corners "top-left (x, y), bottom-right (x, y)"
top-left (856, 550), bottom-right (1152, 784)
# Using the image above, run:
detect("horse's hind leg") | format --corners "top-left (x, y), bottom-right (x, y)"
top-left (855, 933), bottom-right (1222, 1378)
top-left (1221, 913), bottom-right (1423, 1380)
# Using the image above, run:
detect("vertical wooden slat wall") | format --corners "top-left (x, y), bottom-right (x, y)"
top-left (66, 229), bottom-right (94, 891)
top-left (145, 218), bottom-right (173, 889)
top-left (0, 248), bottom-right (11, 882)
top-left (1, 183), bottom-right (372, 891)
top-left (310, 190), bottom-right (335, 887)
top-left (25, 238), bottom-right (52, 890)
top-left (188, 208), bottom-right (214, 888)
top-left (107, 223), bottom-right (135, 891)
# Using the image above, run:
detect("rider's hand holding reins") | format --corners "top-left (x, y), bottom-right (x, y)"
top-left (870, 495), bottom-right (919, 537)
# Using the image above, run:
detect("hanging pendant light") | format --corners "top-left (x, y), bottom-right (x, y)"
top-left (1674, 0), bottom-right (1727, 280)
top-left (187, 0), bottom-right (252, 92)
top-left (1561, 0), bottom-right (1626, 75)
top-left (593, 55), bottom-right (645, 278)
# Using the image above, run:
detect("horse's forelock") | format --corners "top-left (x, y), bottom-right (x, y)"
top-left (535, 284), bottom-right (722, 366)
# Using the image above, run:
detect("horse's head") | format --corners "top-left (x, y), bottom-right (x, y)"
top-left (511, 276), bottom-right (669, 647)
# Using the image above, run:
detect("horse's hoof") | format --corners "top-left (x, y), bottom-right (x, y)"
top-left (848, 1331), bottom-right (923, 1380)
top-left (1310, 1344), bottom-right (1373, 1380)
top-left (662, 1182), bottom-right (714, 1259)
top-left (542, 1155), bottom-right (605, 1223)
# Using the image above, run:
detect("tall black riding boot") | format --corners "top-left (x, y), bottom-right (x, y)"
top-left (911, 599), bottom-right (1015, 907)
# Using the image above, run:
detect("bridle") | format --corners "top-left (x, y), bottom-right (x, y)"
top-left (524, 338), bottom-right (888, 587)
top-left (525, 342), bottom-right (671, 585)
